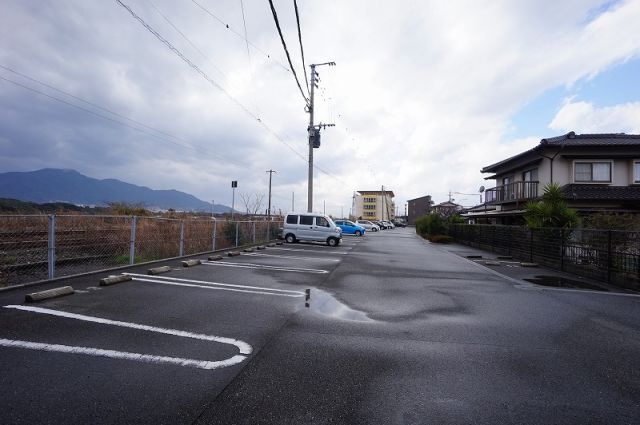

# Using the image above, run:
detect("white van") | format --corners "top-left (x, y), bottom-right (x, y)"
top-left (282, 213), bottom-right (342, 246)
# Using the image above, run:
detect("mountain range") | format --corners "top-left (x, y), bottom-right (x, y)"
top-left (0, 168), bottom-right (231, 212)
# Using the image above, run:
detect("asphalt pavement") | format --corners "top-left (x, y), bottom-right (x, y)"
top-left (0, 229), bottom-right (638, 424)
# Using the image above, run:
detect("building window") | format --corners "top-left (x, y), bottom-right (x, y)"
top-left (634, 161), bottom-right (640, 183)
top-left (363, 197), bottom-right (376, 203)
top-left (522, 168), bottom-right (538, 182)
top-left (575, 161), bottom-right (611, 182)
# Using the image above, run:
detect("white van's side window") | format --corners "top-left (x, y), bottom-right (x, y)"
top-left (300, 215), bottom-right (314, 225)
top-left (316, 217), bottom-right (330, 227)
top-left (286, 215), bottom-right (298, 224)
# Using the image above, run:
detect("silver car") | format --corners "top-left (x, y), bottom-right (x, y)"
top-left (355, 220), bottom-right (380, 232)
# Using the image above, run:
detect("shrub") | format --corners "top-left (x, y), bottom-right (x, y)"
top-left (524, 183), bottom-right (578, 229)
top-left (415, 213), bottom-right (447, 236)
top-left (427, 234), bottom-right (453, 243)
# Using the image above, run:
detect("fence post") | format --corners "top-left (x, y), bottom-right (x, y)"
top-left (529, 228), bottom-right (534, 262)
top-left (47, 215), bottom-right (56, 279)
top-left (235, 222), bottom-right (239, 247)
top-left (560, 228), bottom-right (565, 271)
top-left (267, 221), bottom-right (270, 241)
top-left (179, 220), bottom-right (185, 257)
top-left (252, 221), bottom-right (256, 244)
top-left (212, 218), bottom-right (217, 251)
top-left (492, 226), bottom-right (496, 253)
top-left (129, 216), bottom-right (137, 265)
top-left (607, 230), bottom-right (612, 283)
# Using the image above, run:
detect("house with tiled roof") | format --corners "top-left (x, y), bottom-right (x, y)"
top-left (464, 132), bottom-right (640, 224)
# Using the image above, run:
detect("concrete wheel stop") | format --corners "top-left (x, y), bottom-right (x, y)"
top-left (25, 286), bottom-right (74, 302)
top-left (99, 275), bottom-right (132, 286)
top-left (148, 265), bottom-right (172, 275)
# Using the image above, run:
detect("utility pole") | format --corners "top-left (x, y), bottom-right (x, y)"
top-left (266, 169), bottom-right (276, 219)
top-left (291, 191), bottom-right (295, 212)
top-left (306, 61), bottom-right (336, 213)
top-left (211, 200), bottom-right (215, 218)
top-left (381, 185), bottom-right (385, 221)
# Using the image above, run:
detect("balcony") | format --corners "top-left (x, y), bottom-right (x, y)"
top-left (484, 181), bottom-right (539, 205)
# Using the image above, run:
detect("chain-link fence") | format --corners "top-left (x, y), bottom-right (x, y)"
top-left (450, 224), bottom-right (640, 290)
top-left (0, 215), bottom-right (283, 287)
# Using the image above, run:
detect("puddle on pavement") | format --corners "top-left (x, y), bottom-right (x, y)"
top-left (524, 275), bottom-right (609, 291)
top-left (306, 289), bottom-right (374, 322)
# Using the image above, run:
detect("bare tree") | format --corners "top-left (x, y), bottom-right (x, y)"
top-left (239, 193), bottom-right (265, 216)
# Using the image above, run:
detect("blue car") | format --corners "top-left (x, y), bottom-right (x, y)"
top-left (334, 220), bottom-right (366, 236)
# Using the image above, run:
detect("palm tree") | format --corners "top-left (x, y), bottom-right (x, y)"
top-left (524, 183), bottom-right (578, 229)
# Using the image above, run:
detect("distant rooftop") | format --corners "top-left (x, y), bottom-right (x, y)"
top-left (357, 190), bottom-right (395, 197)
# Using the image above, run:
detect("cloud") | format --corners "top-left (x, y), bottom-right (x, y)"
top-left (549, 98), bottom-right (640, 133)
top-left (1, 0), bottom-right (640, 214)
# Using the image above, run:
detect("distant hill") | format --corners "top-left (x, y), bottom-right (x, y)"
top-left (0, 169), bottom-right (231, 212)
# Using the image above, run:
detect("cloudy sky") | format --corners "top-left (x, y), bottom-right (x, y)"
top-left (2, 0), bottom-right (640, 215)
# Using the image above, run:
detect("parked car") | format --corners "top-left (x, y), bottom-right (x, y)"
top-left (282, 212), bottom-right (342, 246)
top-left (382, 221), bottom-right (395, 229)
top-left (355, 220), bottom-right (379, 232)
top-left (375, 221), bottom-right (387, 230)
top-left (334, 220), bottom-right (366, 236)
top-left (392, 220), bottom-right (407, 228)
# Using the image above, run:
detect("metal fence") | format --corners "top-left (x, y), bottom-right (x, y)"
top-left (0, 215), bottom-right (283, 287)
top-left (449, 224), bottom-right (640, 290)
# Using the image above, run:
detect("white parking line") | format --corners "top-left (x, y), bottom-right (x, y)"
top-left (0, 339), bottom-right (246, 371)
top-left (2, 304), bottom-right (252, 371)
top-left (243, 253), bottom-right (340, 262)
top-left (269, 247), bottom-right (349, 255)
top-left (202, 261), bottom-right (329, 274)
top-left (124, 273), bottom-right (306, 297)
top-left (4, 304), bottom-right (252, 353)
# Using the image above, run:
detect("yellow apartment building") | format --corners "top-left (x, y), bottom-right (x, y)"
top-left (354, 190), bottom-right (395, 221)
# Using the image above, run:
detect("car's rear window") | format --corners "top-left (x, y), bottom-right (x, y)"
top-left (286, 215), bottom-right (298, 224)
top-left (300, 215), bottom-right (314, 225)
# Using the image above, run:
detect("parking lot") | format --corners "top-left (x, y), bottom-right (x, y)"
top-left (0, 233), bottom-right (365, 424)
top-left (1, 229), bottom-right (639, 424)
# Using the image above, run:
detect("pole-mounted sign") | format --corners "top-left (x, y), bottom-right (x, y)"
top-left (231, 180), bottom-right (237, 220)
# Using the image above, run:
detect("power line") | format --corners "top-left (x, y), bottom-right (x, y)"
top-left (293, 0), bottom-right (310, 97)
top-left (145, 0), bottom-right (228, 82)
top-left (0, 75), bottom-right (244, 166)
top-left (0, 64), bottom-right (179, 142)
top-left (114, 0), bottom-right (341, 179)
top-left (267, 0), bottom-right (309, 105)
top-left (190, 0), bottom-right (290, 73)
top-left (238, 0), bottom-right (251, 68)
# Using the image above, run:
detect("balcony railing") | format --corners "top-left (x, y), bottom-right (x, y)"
top-left (484, 181), bottom-right (539, 205)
